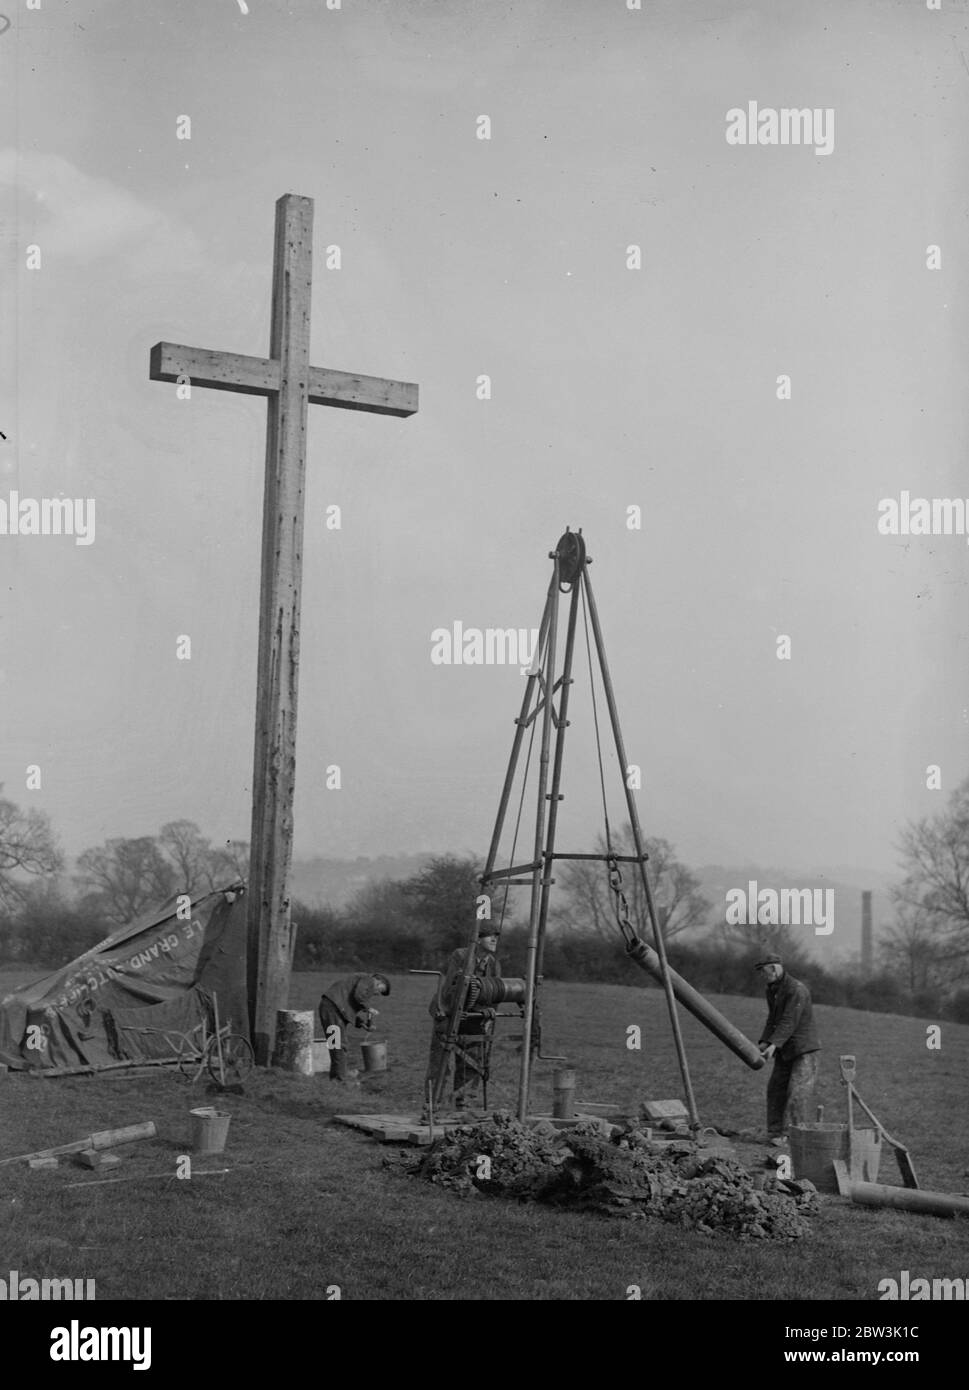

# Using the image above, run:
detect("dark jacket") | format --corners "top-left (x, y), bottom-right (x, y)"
top-left (759, 971), bottom-right (820, 1061)
top-left (320, 974), bottom-right (379, 1030)
top-left (429, 946), bottom-right (499, 1019)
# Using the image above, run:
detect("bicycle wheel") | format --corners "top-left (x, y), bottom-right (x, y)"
top-left (207, 1033), bottom-right (255, 1084)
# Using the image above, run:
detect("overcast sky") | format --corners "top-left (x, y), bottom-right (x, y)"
top-left (1, 0), bottom-right (967, 886)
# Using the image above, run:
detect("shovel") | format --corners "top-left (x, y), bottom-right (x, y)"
top-left (841, 1054), bottom-right (855, 1137)
top-left (839, 1054), bottom-right (918, 1189)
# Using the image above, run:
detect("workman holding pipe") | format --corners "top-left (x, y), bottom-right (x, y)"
top-left (755, 953), bottom-right (820, 1139)
top-left (318, 973), bottom-right (391, 1084)
top-left (423, 925), bottom-right (500, 1115)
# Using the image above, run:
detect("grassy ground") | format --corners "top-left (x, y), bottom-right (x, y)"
top-left (0, 966), bottom-right (967, 1300)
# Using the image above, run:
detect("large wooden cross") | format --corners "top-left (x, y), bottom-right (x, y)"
top-left (150, 193), bottom-right (418, 1064)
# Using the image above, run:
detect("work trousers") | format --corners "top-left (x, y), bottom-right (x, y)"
top-left (425, 1017), bottom-right (488, 1107)
top-left (319, 999), bottom-right (349, 1081)
top-left (767, 1050), bottom-right (820, 1134)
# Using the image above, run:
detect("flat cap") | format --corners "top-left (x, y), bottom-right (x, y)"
top-left (754, 952), bottom-right (783, 970)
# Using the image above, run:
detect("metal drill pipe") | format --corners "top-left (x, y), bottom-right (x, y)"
top-left (534, 579), bottom-right (582, 985)
top-left (517, 559), bottom-right (561, 1119)
top-left (624, 939), bottom-right (765, 1069)
top-left (846, 1182), bottom-right (969, 1218)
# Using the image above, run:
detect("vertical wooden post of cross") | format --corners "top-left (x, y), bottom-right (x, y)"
top-left (246, 195), bottom-right (312, 1065)
top-left (150, 193), bottom-right (418, 1066)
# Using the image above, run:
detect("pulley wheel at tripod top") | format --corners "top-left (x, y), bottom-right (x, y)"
top-left (554, 529), bottom-right (586, 586)
top-left (471, 976), bottom-right (527, 1007)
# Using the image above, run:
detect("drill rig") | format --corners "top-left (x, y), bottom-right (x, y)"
top-left (426, 529), bottom-right (764, 1124)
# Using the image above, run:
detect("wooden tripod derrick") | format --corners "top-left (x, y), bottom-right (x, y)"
top-left (465, 529), bottom-right (765, 1124)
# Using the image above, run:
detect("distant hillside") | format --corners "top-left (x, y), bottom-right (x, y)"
top-left (290, 853), bottom-right (432, 908)
top-left (289, 853), bottom-right (898, 963)
top-left (693, 864), bottom-right (896, 966)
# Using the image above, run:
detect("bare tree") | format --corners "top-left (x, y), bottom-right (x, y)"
top-left (555, 828), bottom-right (710, 942)
top-left (717, 917), bottom-right (813, 974)
top-left (880, 906), bottom-right (952, 995)
top-left (75, 836), bottom-right (176, 924)
top-left (158, 819), bottom-right (216, 896)
top-left (207, 839), bottom-right (250, 887)
top-left (0, 786), bottom-right (62, 910)
top-left (889, 777), bottom-right (969, 987)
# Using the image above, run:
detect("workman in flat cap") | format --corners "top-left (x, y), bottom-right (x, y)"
top-left (755, 953), bottom-right (820, 1139)
top-left (422, 925), bottom-right (500, 1116)
top-left (318, 972), bottom-right (391, 1083)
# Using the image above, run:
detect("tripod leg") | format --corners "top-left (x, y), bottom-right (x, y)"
top-left (481, 584), bottom-right (556, 883)
top-left (582, 566), bottom-right (702, 1130)
top-left (534, 580), bottom-right (581, 987)
top-left (517, 568), bottom-right (561, 1119)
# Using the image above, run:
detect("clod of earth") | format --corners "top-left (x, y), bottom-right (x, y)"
top-left (392, 1112), bottom-right (820, 1240)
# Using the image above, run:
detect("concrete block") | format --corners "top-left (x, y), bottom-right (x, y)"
top-left (77, 1149), bottom-right (122, 1169)
top-left (642, 1099), bottom-right (689, 1122)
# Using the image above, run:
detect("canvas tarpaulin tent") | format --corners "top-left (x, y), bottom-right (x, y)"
top-left (0, 884), bottom-right (249, 1072)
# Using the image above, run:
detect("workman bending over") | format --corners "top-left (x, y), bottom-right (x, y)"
top-left (318, 972), bottom-right (390, 1083)
top-left (423, 925), bottom-right (500, 1116)
top-left (755, 952), bottom-right (820, 1139)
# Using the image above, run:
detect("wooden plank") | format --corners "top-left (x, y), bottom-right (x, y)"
top-left (149, 342), bottom-right (280, 396)
top-left (832, 1159), bottom-right (852, 1196)
top-left (309, 367), bottom-right (418, 417)
top-left (334, 1113), bottom-right (460, 1146)
top-left (526, 1113), bottom-right (616, 1134)
top-left (335, 1113), bottom-right (424, 1133)
top-left (149, 347), bottom-right (417, 417)
top-left (335, 1115), bottom-right (414, 1143)
top-left (336, 1112), bottom-right (613, 1145)
top-left (246, 193), bottom-right (314, 1065)
top-left (39, 1057), bottom-right (180, 1078)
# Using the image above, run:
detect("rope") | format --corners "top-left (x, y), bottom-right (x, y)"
top-left (580, 579), bottom-right (613, 858)
top-left (580, 578), bottom-right (640, 952)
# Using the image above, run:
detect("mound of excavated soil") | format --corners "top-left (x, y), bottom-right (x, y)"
top-left (394, 1112), bottom-right (819, 1240)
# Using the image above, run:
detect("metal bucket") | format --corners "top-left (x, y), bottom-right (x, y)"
top-left (790, 1123), bottom-right (882, 1192)
top-left (360, 1041), bottom-right (387, 1073)
top-left (190, 1107), bottom-right (231, 1155)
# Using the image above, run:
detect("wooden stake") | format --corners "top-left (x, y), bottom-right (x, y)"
top-left (212, 992), bottom-right (226, 1087)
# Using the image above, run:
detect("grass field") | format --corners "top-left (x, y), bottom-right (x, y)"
top-left (1, 966), bottom-right (967, 1300)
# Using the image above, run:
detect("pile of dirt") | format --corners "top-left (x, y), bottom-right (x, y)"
top-left (397, 1112), bottom-right (819, 1240)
